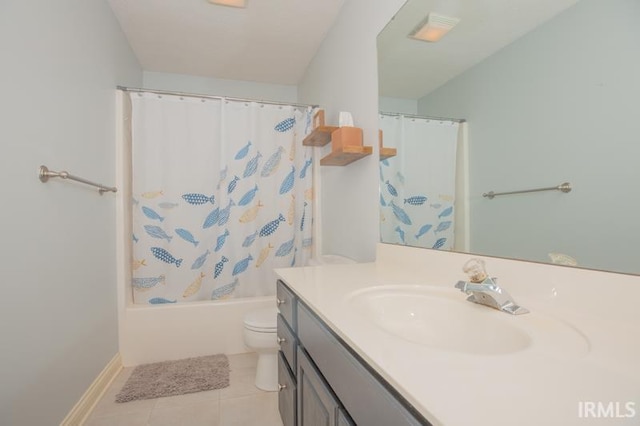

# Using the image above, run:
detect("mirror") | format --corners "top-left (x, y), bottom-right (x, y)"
top-left (378, 0), bottom-right (640, 275)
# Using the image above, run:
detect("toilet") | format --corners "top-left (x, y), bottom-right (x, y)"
top-left (243, 255), bottom-right (356, 391)
top-left (243, 307), bottom-right (279, 391)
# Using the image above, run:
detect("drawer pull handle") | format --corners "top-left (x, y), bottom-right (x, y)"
top-left (278, 384), bottom-right (287, 391)
top-left (277, 336), bottom-right (286, 345)
top-left (276, 298), bottom-right (286, 306)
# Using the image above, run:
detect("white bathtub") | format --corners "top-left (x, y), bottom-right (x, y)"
top-left (118, 296), bottom-right (274, 366)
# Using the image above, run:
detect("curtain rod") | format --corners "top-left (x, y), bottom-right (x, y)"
top-left (117, 86), bottom-right (319, 109)
top-left (380, 111), bottom-right (466, 123)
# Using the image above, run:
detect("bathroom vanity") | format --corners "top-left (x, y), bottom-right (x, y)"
top-left (275, 244), bottom-right (640, 426)
top-left (276, 279), bottom-right (427, 426)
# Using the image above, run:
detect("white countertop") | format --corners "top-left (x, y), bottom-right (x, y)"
top-left (275, 244), bottom-right (640, 426)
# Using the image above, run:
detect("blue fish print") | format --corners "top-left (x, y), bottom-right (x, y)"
top-left (144, 225), bottom-right (172, 242)
top-left (276, 239), bottom-right (295, 257)
top-left (232, 254), bottom-right (254, 276)
top-left (274, 117), bottom-right (295, 132)
top-left (175, 228), bottom-right (199, 247)
top-left (261, 146), bottom-right (285, 177)
top-left (299, 158), bottom-right (312, 179)
top-left (404, 196), bottom-right (428, 206)
top-left (238, 185), bottom-right (259, 206)
top-left (300, 201), bottom-right (308, 231)
top-left (149, 297), bottom-right (176, 305)
top-left (243, 151), bottom-right (262, 178)
top-left (438, 206), bottom-right (454, 218)
top-left (227, 175), bottom-right (240, 194)
top-left (132, 234), bottom-right (139, 243)
top-left (242, 230), bottom-right (259, 248)
top-left (214, 229), bottom-right (230, 252)
top-left (435, 221), bottom-right (452, 234)
top-left (279, 166), bottom-right (295, 195)
top-left (151, 247), bottom-right (183, 267)
top-left (191, 249), bottom-right (211, 270)
top-left (302, 238), bottom-right (313, 248)
top-left (259, 213), bottom-right (285, 237)
top-left (394, 226), bottom-right (406, 244)
top-left (132, 275), bottom-right (165, 291)
top-left (217, 166), bottom-right (228, 190)
top-left (396, 171), bottom-right (405, 185)
top-left (385, 181), bottom-right (398, 197)
top-left (430, 203), bottom-right (442, 209)
top-left (211, 278), bottom-right (239, 300)
top-left (217, 199), bottom-right (236, 226)
top-left (380, 194), bottom-right (387, 207)
top-left (432, 238), bottom-right (447, 250)
top-left (415, 224), bottom-right (433, 240)
top-left (379, 164), bottom-right (385, 183)
top-left (290, 247), bottom-right (297, 267)
top-left (182, 193), bottom-right (215, 205)
top-left (142, 206), bottom-right (164, 222)
top-left (203, 207), bottom-right (220, 229)
top-left (214, 256), bottom-right (229, 278)
top-left (235, 141), bottom-right (252, 160)
top-left (389, 201), bottom-right (412, 225)
top-left (158, 202), bottom-right (179, 209)
top-left (381, 158), bottom-right (390, 166)
top-left (132, 197), bottom-right (139, 206)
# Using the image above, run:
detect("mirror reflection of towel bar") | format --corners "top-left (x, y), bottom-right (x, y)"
top-left (483, 182), bottom-right (571, 199)
top-left (39, 165), bottom-right (117, 195)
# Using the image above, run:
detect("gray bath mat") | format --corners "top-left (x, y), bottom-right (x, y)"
top-left (116, 354), bottom-right (230, 403)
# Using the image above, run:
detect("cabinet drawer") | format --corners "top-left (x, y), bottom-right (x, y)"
top-left (297, 303), bottom-right (428, 426)
top-left (276, 280), bottom-right (296, 331)
top-left (278, 351), bottom-right (296, 426)
top-left (277, 313), bottom-right (297, 373)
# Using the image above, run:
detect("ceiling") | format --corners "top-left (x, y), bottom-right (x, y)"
top-left (378, 0), bottom-right (580, 99)
top-left (107, 0), bottom-right (346, 85)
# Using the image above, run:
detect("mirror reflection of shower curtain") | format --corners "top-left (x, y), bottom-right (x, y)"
top-left (379, 114), bottom-right (459, 250)
top-left (130, 92), bottom-right (315, 304)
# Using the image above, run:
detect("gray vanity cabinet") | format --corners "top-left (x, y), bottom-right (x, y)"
top-left (278, 352), bottom-right (296, 426)
top-left (276, 280), bottom-right (429, 426)
top-left (297, 347), bottom-right (351, 425)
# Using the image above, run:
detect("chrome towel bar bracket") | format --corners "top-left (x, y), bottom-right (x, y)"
top-left (39, 165), bottom-right (117, 195)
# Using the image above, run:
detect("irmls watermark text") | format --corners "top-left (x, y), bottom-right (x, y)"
top-left (578, 401), bottom-right (636, 418)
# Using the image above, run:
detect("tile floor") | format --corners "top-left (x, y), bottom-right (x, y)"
top-left (85, 352), bottom-right (283, 426)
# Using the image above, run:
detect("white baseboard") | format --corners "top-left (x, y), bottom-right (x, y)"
top-left (60, 353), bottom-right (123, 426)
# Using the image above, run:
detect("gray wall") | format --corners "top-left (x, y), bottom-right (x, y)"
top-left (418, 0), bottom-right (640, 273)
top-left (143, 71), bottom-right (299, 103)
top-left (0, 0), bottom-right (142, 424)
top-left (379, 97), bottom-right (418, 115)
top-left (298, 0), bottom-right (406, 261)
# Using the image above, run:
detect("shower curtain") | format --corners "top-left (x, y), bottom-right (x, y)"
top-left (379, 114), bottom-right (459, 250)
top-left (130, 92), bottom-right (314, 304)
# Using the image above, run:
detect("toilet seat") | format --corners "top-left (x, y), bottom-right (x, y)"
top-left (244, 307), bottom-right (277, 332)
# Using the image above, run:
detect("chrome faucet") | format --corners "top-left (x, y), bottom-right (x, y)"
top-left (454, 258), bottom-right (529, 315)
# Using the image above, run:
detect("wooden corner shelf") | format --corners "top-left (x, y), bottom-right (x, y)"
top-left (302, 110), bottom-right (338, 146)
top-left (380, 147), bottom-right (397, 161)
top-left (303, 126), bottom-right (339, 146)
top-left (378, 129), bottom-right (397, 161)
top-left (320, 146), bottom-right (373, 166)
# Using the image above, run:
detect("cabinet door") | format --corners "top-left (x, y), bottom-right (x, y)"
top-left (337, 408), bottom-right (355, 426)
top-left (278, 352), bottom-right (296, 426)
top-left (297, 347), bottom-right (341, 426)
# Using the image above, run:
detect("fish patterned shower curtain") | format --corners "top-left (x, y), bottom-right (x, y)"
top-left (379, 114), bottom-right (459, 250)
top-left (130, 92), bottom-right (315, 304)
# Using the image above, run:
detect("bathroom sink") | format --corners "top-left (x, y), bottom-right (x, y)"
top-left (346, 285), bottom-right (589, 357)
